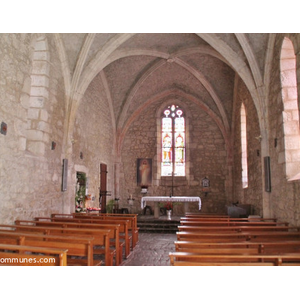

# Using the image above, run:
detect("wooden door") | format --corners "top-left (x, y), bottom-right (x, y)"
top-left (100, 163), bottom-right (108, 212)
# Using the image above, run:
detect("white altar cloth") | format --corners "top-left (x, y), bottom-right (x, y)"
top-left (141, 196), bottom-right (201, 210)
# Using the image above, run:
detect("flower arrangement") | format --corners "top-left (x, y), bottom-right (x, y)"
top-left (164, 201), bottom-right (173, 210)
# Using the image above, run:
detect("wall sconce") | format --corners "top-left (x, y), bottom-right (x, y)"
top-left (51, 141), bottom-right (56, 150)
top-left (80, 152), bottom-right (83, 159)
top-left (1, 122), bottom-right (7, 135)
top-left (202, 176), bottom-right (210, 197)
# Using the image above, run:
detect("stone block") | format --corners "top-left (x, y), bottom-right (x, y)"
top-left (285, 135), bottom-right (300, 149)
top-left (33, 51), bottom-right (49, 61)
top-left (31, 74), bottom-right (49, 87)
top-left (30, 86), bottom-right (49, 99)
top-left (27, 141), bottom-right (45, 155)
top-left (32, 60), bottom-right (50, 76)
top-left (40, 109), bottom-right (49, 122)
top-left (27, 129), bottom-right (44, 141)
top-left (28, 108), bottom-right (40, 119)
top-left (30, 96), bottom-right (44, 108)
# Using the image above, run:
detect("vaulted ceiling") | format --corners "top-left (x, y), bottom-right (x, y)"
top-left (56, 33), bottom-right (271, 144)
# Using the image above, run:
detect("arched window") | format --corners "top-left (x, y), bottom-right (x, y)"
top-left (161, 104), bottom-right (185, 176)
top-left (280, 37), bottom-right (300, 180)
top-left (241, 103), bottom-right (248, 188)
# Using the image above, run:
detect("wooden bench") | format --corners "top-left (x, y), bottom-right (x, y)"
top-left (174, 240), bottom-right (300, 255)
top-left (72, 213), bottom-right (139, 249)
top-left (0, 224), bottom-right (111, 266)
top-left (0, 243), bottom-right (68, 266)
top-left (177, 225), bottom-right (300, 233)
top-left (17, 219), bottom-right (121, 265)
top-left (0, 230), bottom-right (97, 266)
top-left (51, 213), bottom-right (139, 249)
top-left (94, 213), bottom-right (139, 247)
top-left (52, 213), bottom-right (139, 249)
top-left (169, 252), bottom-right (300, 266)
top-left (185, 213), bottom-right (229, 218)
top-left (0, 231), bottom-right (97, 266)
top-left (51, 215), bottom-right (131, 258)
top-left (184, 214), bottom-right (277, 222)
top-left (179, 220), bottom-right (289, 227)
top-left (49, 214), bottom-right (131, 257)
top-left (176, 231), bottom-right (300, 243)
top-left (34, 217), bottom-right (124, 264)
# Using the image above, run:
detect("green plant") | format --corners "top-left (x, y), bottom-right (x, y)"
top-left (106, 199), bottom-right (115, 213)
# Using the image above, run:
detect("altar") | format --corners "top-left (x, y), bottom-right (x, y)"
top-left (141, 196), bottom-right (201, 218)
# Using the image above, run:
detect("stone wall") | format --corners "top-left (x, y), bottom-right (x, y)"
top-left (119, 98), bottom-right (228, 214)
top-left (71, 73), bottom-right (115, 210)
top-left (268, 34), bottom-right (300, 225)
top-left (0, 34), bottom-right (66, 223)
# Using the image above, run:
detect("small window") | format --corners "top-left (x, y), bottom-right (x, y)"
top-left (241, 103), bottom-right (248, 188)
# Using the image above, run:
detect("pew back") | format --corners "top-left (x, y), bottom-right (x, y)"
top-left (0, 243), bottom-right (68, 266)
top-left (0, 224), bottom-right (111, 266)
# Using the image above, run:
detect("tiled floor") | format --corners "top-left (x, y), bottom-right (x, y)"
top-left (120, 232), bottom-right (177, 266)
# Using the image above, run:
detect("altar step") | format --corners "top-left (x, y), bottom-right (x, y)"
top-left (137, 218), bottom-right (180, 233)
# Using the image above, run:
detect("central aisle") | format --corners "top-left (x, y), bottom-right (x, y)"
top-left (120, 233), bottom-right (177, 266)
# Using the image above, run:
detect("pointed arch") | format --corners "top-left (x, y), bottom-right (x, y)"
top-left (280, 37), bottom-right (300, 180)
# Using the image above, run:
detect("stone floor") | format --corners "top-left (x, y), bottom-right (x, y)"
top-left (120, 232), bottom-right (177, 266)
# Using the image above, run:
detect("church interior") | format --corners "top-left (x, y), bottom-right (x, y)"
top-left (1, 33), bottom-right (300, 226)
top-left (2, 2), bottom-right (300, 297)
top-left (0, 20), bottom-right (300, 300)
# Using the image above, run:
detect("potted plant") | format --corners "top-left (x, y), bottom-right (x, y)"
top-left (106, 199), bottom-right (115, 213)
top-left (165, 201), bottom-right (173, 220)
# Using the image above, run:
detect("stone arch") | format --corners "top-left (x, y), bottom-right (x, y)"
top-left (280, 37), bottom-right (300, 180)
top-left (26, 35), bottom-right (51, 156)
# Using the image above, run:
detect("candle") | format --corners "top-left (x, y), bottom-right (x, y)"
top-left (130, 194), bottom-right (132, 199)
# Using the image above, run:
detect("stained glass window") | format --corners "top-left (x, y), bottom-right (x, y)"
top-left (161, 105), bottom-right (185, 176)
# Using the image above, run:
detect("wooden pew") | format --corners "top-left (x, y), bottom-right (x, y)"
top-left (49, 214), bottom-right (131, 257)
top-left (49, 216), bottom-right (131, 258)
top-left (179, 220), bottom-right (289, 227)
top-left (16, 219), bottom-right (121, 265)
top-left (52, 213), bottom-right (139, 249)
top-left (176, 231), bottom-right (300, 243)
top-left (0, 224), bottom-right (111, 266)
top-left (169, 252), bottom-right (300, 266)
top-left (174, 240), bottom-right (300, 255)
top-left (36, 217), bottom-right (125, 262)
top-left (182, 213), bottom-right (277, 222)
top-left (72, 213), bottom-right (139, 249)
top-left (183, 217), bottom-right (278, 222)
top-left (94, 213), bottom-right (139, 247)
top-left (0, 229), bottom-right (98, 266)
top-left (177, 225), bottom-right (300, 233)
top-left (185, 213), bottom-right (228, 217)
top-left (0, 243), bottom-right (68, 266)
